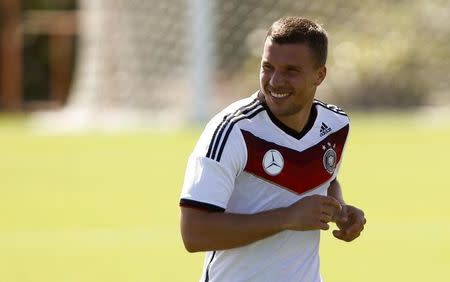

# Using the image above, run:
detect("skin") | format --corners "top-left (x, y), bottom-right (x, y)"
top-left (259, 38), bottom-right (326, 132)
top-left (328, 180), bottom-right (366, 241)
top-left (181, 194), bottom-right (342, 252)
top-left (180, 38), bottom-right (366, 252)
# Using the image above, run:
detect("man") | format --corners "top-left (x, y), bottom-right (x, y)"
top-left (179, 17), bottom-right (366, 282)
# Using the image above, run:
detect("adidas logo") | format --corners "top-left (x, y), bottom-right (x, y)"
top-left (320, 122), bottom-right (332, 137)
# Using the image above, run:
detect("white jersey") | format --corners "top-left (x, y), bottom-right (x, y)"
top-left (180, 92), bottom-right (350, 282)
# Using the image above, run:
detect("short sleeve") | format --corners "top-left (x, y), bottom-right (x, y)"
top-left (179, 115), bottom-right (247, 211)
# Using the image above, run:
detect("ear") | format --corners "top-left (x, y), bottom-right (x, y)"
top-left (315, 66), bottom-right (327, 86)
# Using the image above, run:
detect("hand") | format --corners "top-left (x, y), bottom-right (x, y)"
top-left (332, 205), bottom-right (366, 242)
top-left (285, 195), bottom-right (342, 231)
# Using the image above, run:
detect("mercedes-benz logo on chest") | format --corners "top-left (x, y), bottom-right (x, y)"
top-left (262, 149), bottom-right (284, 176)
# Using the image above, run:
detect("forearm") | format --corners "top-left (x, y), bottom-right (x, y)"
top-left (180, 206), bottom-right (289, 252)
top-left (180, 194), bottom-right (342, 252)
top-left (327, 179), bottom-right (346, 205)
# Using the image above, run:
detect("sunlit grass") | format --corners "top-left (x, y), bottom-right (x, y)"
top-left (0, 113), bottom-right (449, 281)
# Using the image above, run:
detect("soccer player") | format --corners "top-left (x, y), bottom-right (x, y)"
top-left (179, 16), bottom-right (366, 282)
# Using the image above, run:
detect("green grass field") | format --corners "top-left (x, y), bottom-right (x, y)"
top-left (1, 113), bottom-right (449, 282)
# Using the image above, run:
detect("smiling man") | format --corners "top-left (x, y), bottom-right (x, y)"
top-left (179, 17), bottom-right (366, 282)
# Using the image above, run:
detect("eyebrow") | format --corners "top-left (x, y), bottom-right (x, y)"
top-left (286, 65), bottom-right (302, 70)
top-left (261, 60), bottom-right (303, 71)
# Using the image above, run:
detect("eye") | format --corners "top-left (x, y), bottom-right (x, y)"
top-left (287, 67), bottom-right (300, 74)
top-left (261, 63), bottom-right (273, 71)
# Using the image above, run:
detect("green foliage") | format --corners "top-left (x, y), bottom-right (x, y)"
top-left (227, 0), bottom-right (449, 108)
top-left (0, 114), bottom-right (449, 281)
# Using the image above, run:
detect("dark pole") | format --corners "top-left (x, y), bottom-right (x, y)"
top-left (0, 0), bottom-right (22, 111)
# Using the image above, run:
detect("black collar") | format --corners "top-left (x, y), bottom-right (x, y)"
top-left (257, 92), bottom-right (317, 140)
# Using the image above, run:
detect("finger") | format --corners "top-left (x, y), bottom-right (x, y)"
top-left (322, 196), bottom-right (342, 211)
top-left (321, 205), bottom-right (338, 217)
top-left (332, 229), bottom-right (344, 239)
top-left (347, 206), bottom-right (365, 221)
top-left (336, 221), bottom-right (364, 241)
top-left (347, 213), bottom-right (366, 230)
top-left (333, 229), bottom-right (360, 242)
top-left (334, 214), bottom-right (348, 225)
top-left (322, 201), bottom-right (342, 218)
top-left (332, 206), bottom-right (349, 224)
top-left (320, 222), bottom-right (330, 231)
top-left (344, 231), bottom-right (361, 242)
top-left (338, 205), bottom-right (349, 222)
top-left (346, 221), bottom-right (365, 235)
top-left (320, 213), bottom-right (332, 223)
top-left (324, 208), bottom-right (343, 223)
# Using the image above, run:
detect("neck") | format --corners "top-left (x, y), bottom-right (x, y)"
top-left (256, 91), bottom-right (316, 135)
top-left (277, 100), bottom-right (314, 133)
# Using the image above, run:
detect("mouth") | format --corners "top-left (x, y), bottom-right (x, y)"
top-left (268, 91), bottom-right (291, 99)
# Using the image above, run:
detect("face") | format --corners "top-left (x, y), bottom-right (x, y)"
top-left (259, 38), bottom-right (326, 124)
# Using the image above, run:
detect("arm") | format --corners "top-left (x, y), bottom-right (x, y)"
top-left (327, 179), bottom-right (367, 242)
top-left (180, 195), bottom-right (341, 252)
top-left (327, 178), bottom-right (346, 205)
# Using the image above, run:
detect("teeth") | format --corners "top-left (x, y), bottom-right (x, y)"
top-left (270, 92), bottom-right (290, 98)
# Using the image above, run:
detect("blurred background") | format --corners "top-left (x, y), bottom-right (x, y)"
top-left (1, 0), bottom-right (449, 281)
top-left (1, 0), bottom-right (449, 120)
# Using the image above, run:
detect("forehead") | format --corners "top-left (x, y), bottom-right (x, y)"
top-left (262, 38), bottom-right (316, 67)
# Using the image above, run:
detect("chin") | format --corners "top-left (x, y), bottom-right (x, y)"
top-left (267, 102), bottom-right (291, 116)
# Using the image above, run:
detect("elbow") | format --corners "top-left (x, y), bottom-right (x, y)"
top-left (180, 206), bottom-right (211, 252)
top-left (183, 240), bottom-right (201, 253)
top-left (181, 231), bottom-right (203, 253)
top-left (180, 217), bottom-right (203, 252)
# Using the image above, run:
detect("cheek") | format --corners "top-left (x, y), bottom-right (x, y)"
top-left (260, 72), bottom-right (270, 85)
top-left (287, 78), bottom-right (303, 90)
top-left (290, 75), bottom-right (311, 89)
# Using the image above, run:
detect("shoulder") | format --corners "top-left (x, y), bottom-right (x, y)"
top-left (314, 99), bottom-right (349, 125)
top-left (215, 95), bottom-right (265, 123)
top-left (194, 95), bottom-right (265, 162)
top-left (314, 99), bottom-right (348, 116)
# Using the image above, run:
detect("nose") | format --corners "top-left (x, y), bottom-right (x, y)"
top-left (269, 70), bottom-right (286, 88)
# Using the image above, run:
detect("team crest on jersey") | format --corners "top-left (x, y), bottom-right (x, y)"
top-left (322, 143), bottom-right (337, 174)
top-left (262, 149), bottom-right (284, 176)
